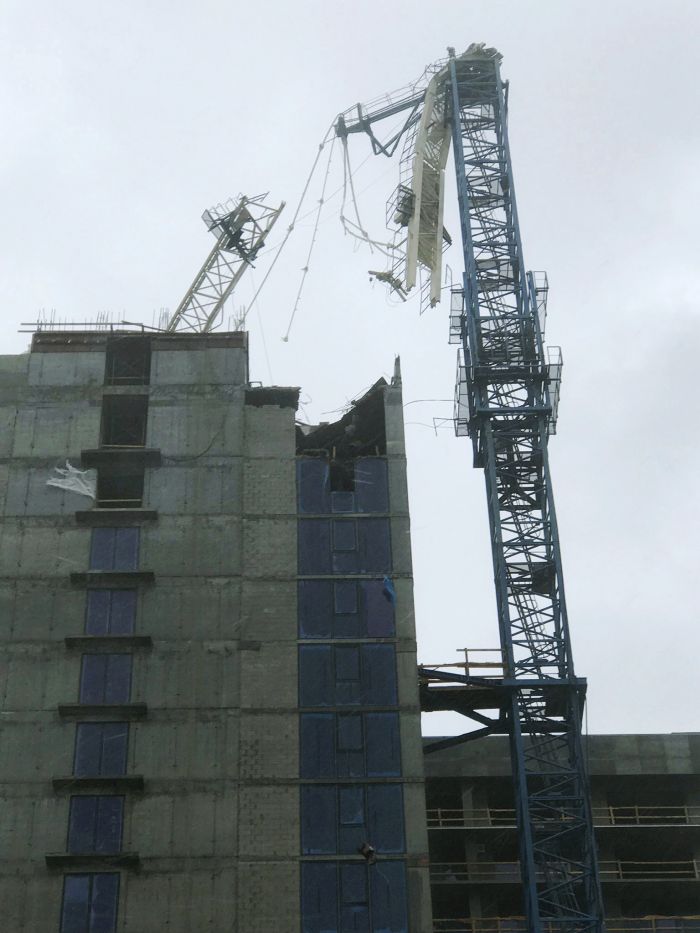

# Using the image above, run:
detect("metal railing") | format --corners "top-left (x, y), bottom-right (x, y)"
top-left (427, 806), bottom-right (700, 829)
top-left (430, 861), bottom-right (700, 883)
top-left (433, 918), bottom-right (700, 933)
top-left (421, 648), bottom-right (506, 681)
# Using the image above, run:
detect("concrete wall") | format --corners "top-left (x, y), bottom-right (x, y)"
top-left (0, 334), bottom-right (301, 932)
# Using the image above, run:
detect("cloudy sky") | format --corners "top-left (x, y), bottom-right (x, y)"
top-left (1, 0), bottom-right (698, 736)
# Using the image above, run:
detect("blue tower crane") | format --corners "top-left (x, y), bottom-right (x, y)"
top-left (336, 45), bottom-right (606, 933)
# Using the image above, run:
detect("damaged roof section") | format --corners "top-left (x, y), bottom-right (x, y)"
top-left (296, 378), bottom-right (390, 459)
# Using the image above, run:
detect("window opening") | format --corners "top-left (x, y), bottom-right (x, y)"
top-left (74, 723), bottom-right (128, 777)
top-left (96, 468), bottom-right (144, 509)
top-left (105, 337), bottom-right (151, 386)
top-left (79, 655), bottom-right (132, 705)
top-left (85, 590), bottom-right (137, 636)
top-left (100, 395), bottom-right (148, 447)
top-left (60, 873), bottom-right (120, 933)
top-left (67, 796), bottom-right (124, 854)
top-left (89, 528), bottom-right (139, 571)
top-left (329, 460), bottom-right (355, 493)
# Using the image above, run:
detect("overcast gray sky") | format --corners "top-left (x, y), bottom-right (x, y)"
top-left (1, 0), bottom-right (698, 735)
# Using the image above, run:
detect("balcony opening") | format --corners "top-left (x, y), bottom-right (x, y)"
top-left (101, 395), bottom-right (148, 447)
top-left (105, 336), bottom-right (151, 386)
top-left (97, 467), bottom-right (144, 509)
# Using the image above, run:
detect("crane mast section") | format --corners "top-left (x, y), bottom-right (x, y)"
top-left (448, 52), bottom-right (605, 933)
top-left (167, 194), bottom-right (284, 334)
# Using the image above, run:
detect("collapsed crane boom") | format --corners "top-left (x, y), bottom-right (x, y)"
top-left (337, 44), bottom-right (605, 933)
top-left (167, 193), bottom-right (284, 333)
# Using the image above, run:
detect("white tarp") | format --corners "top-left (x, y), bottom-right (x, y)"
top-left (46, 461), bottom-right (96, 499)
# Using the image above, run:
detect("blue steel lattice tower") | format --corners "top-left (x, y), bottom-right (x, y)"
top-left (336, 45), bottom-right (606, 933)
top-left (446, 50), bottom-right (605, 933)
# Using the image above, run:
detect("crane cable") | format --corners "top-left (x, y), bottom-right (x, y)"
top-left (244, 121), bottom-right (335, 321)
top-left (282, 134), bottom-right (337, 342)
top-left (340, 135), bottom-right (396, 260)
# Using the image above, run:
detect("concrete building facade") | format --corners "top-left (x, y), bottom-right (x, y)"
top-left (0, 329), bottom-right (432, 932)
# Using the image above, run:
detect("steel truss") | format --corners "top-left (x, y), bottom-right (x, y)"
top-left (443, 49), bottom-right (605, 933)
top-left (167, 193), bottom-right (284, 333)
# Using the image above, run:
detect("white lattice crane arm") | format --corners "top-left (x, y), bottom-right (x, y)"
top-left (167, 193), bottom-right (285, 333)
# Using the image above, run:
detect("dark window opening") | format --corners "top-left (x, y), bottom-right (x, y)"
top-left (85, 590), bottom-right (137, 635)
top-left (67, 796), bottom-right (124, 854)
top-left (105, 337), bottom-right (151, 386)
top-left (301, 861), bottom-right (408, 933)
top-left (79, 655), bottom-right (132, 705)
top-left (100, 395), bottom-right (148, 447)
top-left (97, 469), bottom-right (144, 509)
top-left (61, 873), bottom-right (119, 933)
top-left (89, 528), bottom-right (139, 571)
top-left (74, 724), bottom-right (128, 777)
top-left (330, 465), bottom-right (358, 515)
top-left (297, 456), bottom-right (388, 515)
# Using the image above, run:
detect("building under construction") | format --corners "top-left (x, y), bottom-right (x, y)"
top-left (0, 41), bottom-right (698, 933)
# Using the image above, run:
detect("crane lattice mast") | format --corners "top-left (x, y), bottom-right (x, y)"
top-left (167, 193), bottom-right (284, 333)
top-left (337, 45), bottom-right (605, 933)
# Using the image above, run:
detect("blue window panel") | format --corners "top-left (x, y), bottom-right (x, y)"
top-left (85, 590), bottom-right (136, 636)
top-left (336, 717), bottom-right (364, 748)
top-left (74, 723), bottom-right (128, 777)
top-left (68, 796), bottom-right (123, 854)
top-left (334, 581), bottom-right (361, 638)
top-left (85, 591), bottom-right (111, 636)
top-left (331, 490), bottom-right (355, 513)
top-left (298, 581), bottom-right (333, 639)
top-left (361, 645), bottom-right (398, 706)
top-left (338, 786), bottom-right (366, 854)
top-left (301, 785), bottom-right (337, 854)
top-left (335, 646), bottom-right (361, 704)
top-left (368, 785), bottom-right (405, 853)
top-left (301, 863), bottom-right (337, 933)
top-left (89, 528), bottom-right (139, 571)
top-left (298, 520), bottom-right (331, 574)
top-left (332, 548), bottom-right (360, 573)
top-left (365, 714), bottom-right (401, 777)
top-left (370, 861), bottom-right (408, 933)
top-left (80, 655), bottom-right (132, 705)
top-left (336, 714), bottom-right (364, 777)
top-left (355, 459), bottom-right (389, 513)
top-left (89, 873), bottom-right (120, 933)
top-left (113, 528), bottom-right (139, 570)
top-left (300, 714), bottom-right (335, 779)
top-left (340, 863), bottom-right (369, 933)
top-left (300, 646), bottom-right (397, 708)
top-left (332, 521), bottom-right (359, 573)
top-left (363, 581), bottom-right (395, 637)
top-left (297, 460), bottom-right (330, 514)
top-left (299, 646), bottom-right (333, 707)
top-left (61, 875), bottom-right (90, 933)
top-left (358, 519), bottom-right (391, 573)
top-left (334, 582), bottom-right (358, 614)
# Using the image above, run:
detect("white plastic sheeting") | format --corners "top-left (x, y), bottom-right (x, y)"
top-left (46, 461), bottom-right (96, 499)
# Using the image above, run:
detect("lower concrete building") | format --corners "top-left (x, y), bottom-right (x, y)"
top-left (0, 329), bottom-right (432, 932)
top-left (424, 733), bottom-right (700, 933)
